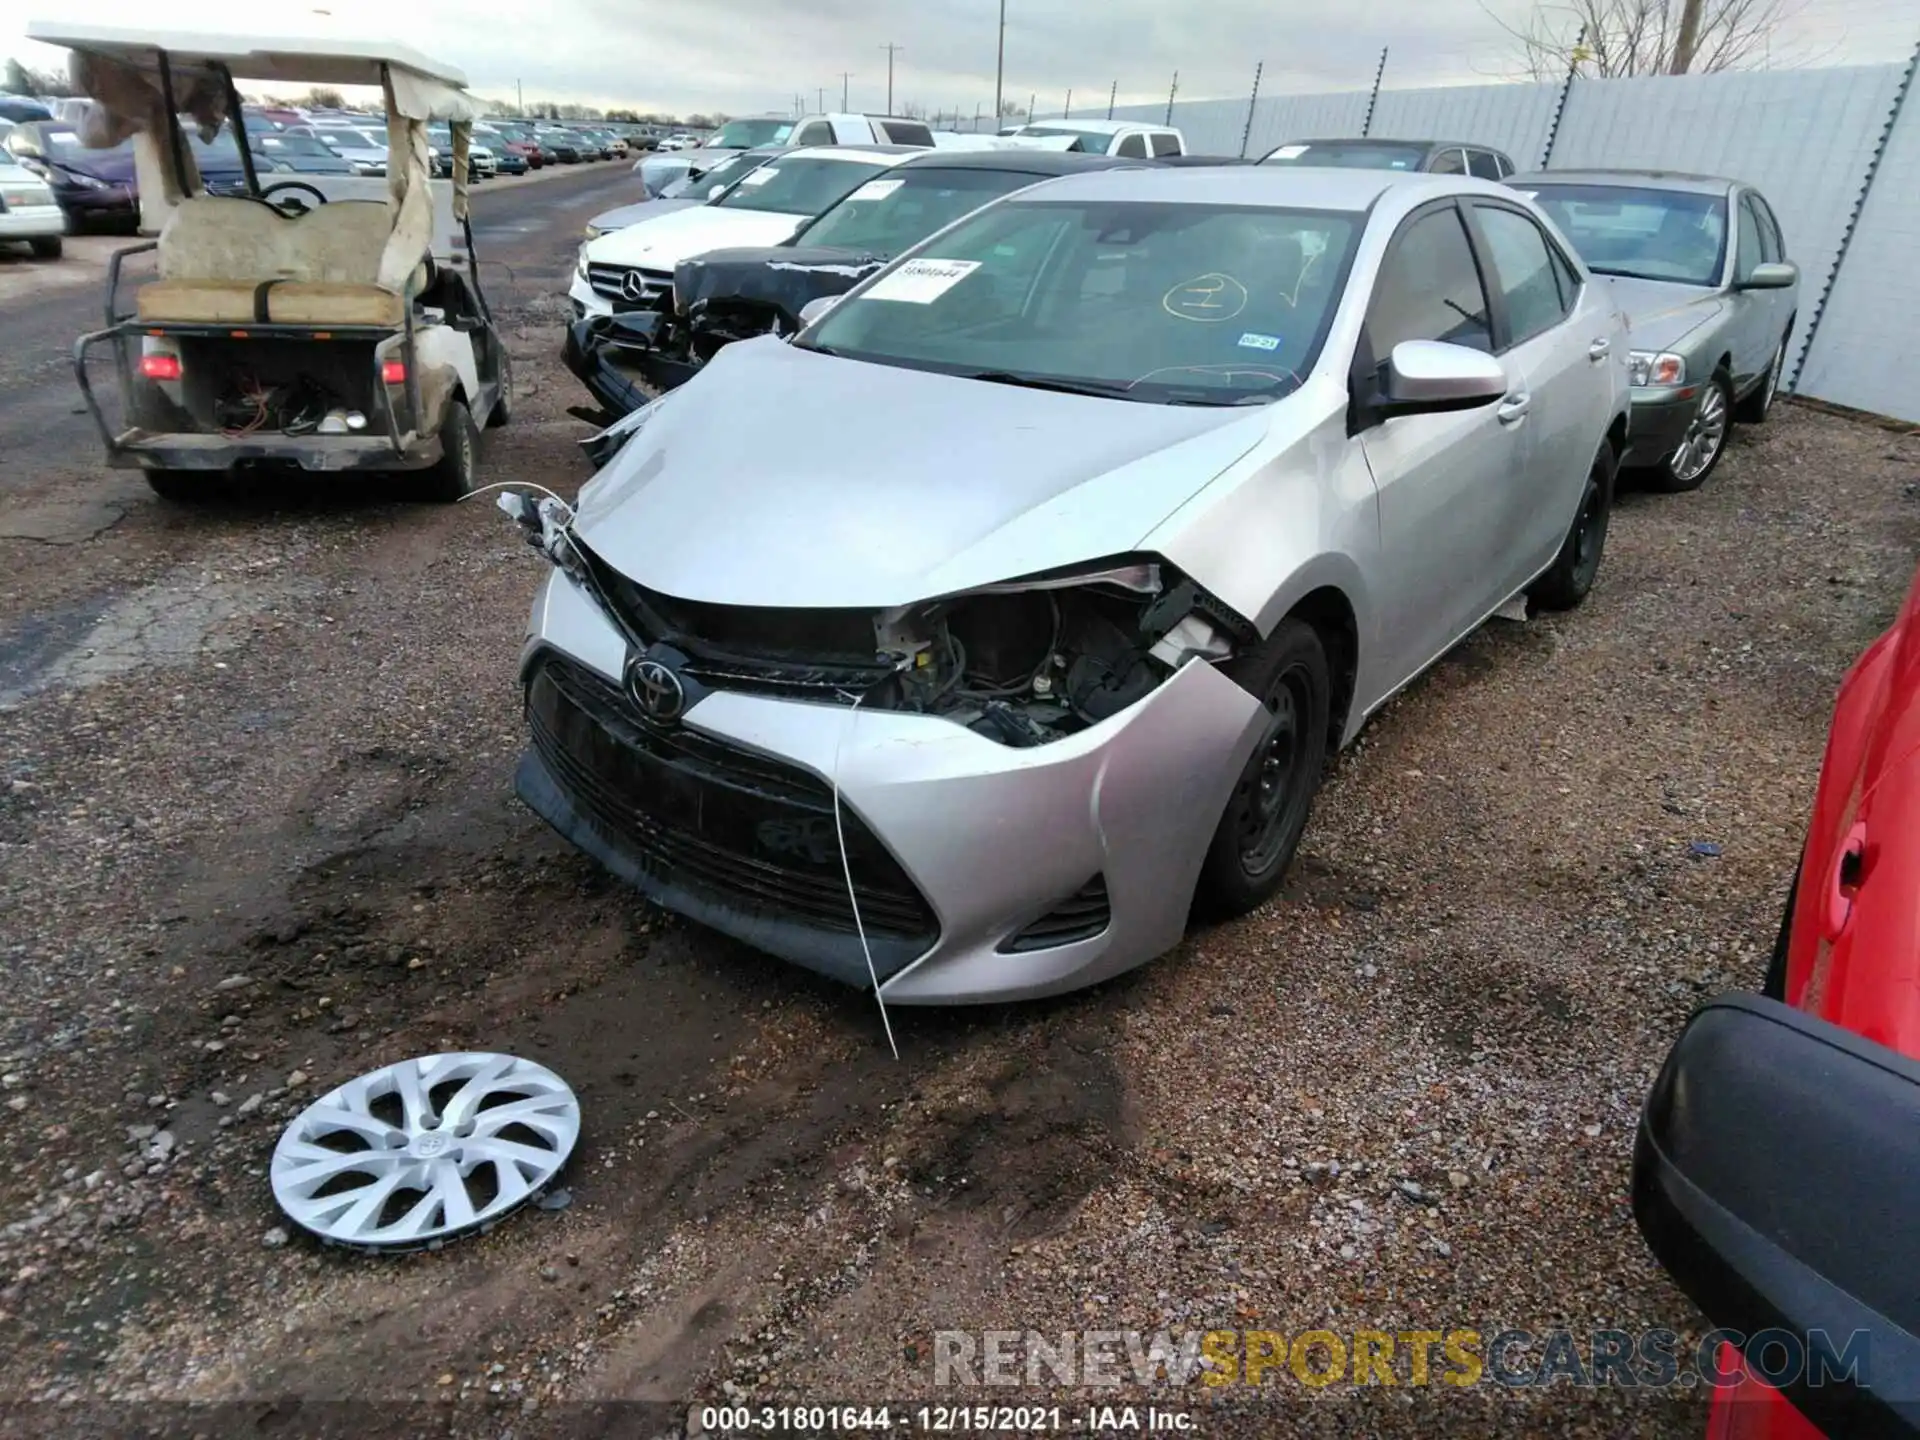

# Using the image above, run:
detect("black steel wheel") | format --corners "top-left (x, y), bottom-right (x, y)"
top-left (1196, 618), bottom-right (1331, 918)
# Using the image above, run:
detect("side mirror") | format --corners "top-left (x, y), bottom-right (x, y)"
top-left (1740, 261), bottom-right (1799, 291)
top-left (1374, 340), bottom-right (1508, 420)
top-left (1634, 994), bottom-right (1920, 1437)
top-left (798, 295), bottom-right (841, 328)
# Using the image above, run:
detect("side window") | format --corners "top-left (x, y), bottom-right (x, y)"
top-left (1466, 149), bottom-right (1502, 181)
top-left (1366, 206), bottom-right (1494, 357)
top-left (1736, 194), bottom-right (1765, 281)
top-left (1428, 148), bottom-right (1468, 175)
top-left (1149, 131), bottom-right (1181, 157)
top-left (794, 121), bottom-right (834, 147)
top-left (1751, 194), bottom-right (1784, 262)
top-left (1474, 204), bottom-right (1571, 345)
top-left (879, 120), bottom-right (933, 146)
top-left (1495, 153), bottom-right (1515, 178)
top-left (1549, 240), bottom-right (1583, 310)
top-left (1115, 133), bottom-right (1148, 158)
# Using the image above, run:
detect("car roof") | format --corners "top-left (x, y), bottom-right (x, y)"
top-left (1510, 168), bottom-right (1741, 195)
top-left (780, 145), bottom-right (925, 164)
top-left (1000, 164), bottom-right (1467, 211)
top-left (894, 149), bottom-right (1139, 176)
top-left (1282, 137), bottom-right (1505, 152)
top-left (1020, 118), bottom-right (1166, 134)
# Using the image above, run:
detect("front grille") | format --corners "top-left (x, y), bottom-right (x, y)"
top-left (577, 542), bottom-right (890, 705)
top-left (999, 876), bottom-right (1110, 952)
top-left (526, 655), bottom-right (938, 945)
top-left (587, 263), bottom-right (673, 309)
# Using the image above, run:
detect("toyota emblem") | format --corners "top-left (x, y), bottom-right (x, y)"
top-left (620, 270), bottom-right (650, 302)
top-left (630, 658), bottom-right (686, 722)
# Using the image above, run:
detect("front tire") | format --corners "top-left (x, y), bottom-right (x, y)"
top-left (28, 236), bottom-right (61, 259)
top-left (1529, 436), bottom-right (1616, 612)
top-left (415, 398), bottom-right (478, 502)
top-left (1650, 368), bottom-right (1733, 493)
top-left (486, 350), bottom-right (513, 428)
top-left (1195, 619), bottom-right (1332, 919)
top-left (145, 469), bottom-right (211, 502)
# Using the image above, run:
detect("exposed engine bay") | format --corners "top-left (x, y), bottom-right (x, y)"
top-left (499, 492), bottom-right (1249, 746)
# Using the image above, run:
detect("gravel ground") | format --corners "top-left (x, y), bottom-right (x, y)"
top-left (0, 171), bottom-right (1916, 1439)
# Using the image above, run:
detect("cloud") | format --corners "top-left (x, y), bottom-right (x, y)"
top-left (5, 0), bottom-right (1901, 119)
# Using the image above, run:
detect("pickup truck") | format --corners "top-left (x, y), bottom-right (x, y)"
top-left (1007, 118), bottom-right (1186, 158)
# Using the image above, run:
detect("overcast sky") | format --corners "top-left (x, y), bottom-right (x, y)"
top-left (6, 0), bottom-right (1911, 120)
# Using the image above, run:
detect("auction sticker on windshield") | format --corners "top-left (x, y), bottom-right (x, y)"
top-left (1270, 144), bottom-right (1309, 159)
top-left (741, 168), bottom-right (778, 186)
top-left (848, 178), bottom-right (904, 202)
top-left (864, 258), bottom-right (981, 304)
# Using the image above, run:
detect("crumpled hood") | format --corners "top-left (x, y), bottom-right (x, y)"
top-left (572, 338), bottom-right (1268, 609)
top-left (1602, 275), bottom-right (1724, 353)
top-left (587, 205), bottom-right (805, 270)
top-left (675, 244), bottom-right (884, 322)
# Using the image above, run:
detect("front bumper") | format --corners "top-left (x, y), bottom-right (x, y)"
top-left (562, 312), bottom-right (698, 415)
top-left (111, 430), bottom-right (443, 473)
top-left (515, 570), bottom-right (1267, 1004)
top-left (567, 269), bottom-right (614, 321)
top-left (0, 204), bottom-right (65, 239)
top-left (1623, 385), bottom-right (1702, 467)
top-left (56, 186), bottom-right (136, 222)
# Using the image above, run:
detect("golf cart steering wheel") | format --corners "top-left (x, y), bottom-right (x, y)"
top-left (260, 181), bottom-right (329, 217)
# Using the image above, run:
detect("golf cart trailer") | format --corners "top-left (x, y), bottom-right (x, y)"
top-left (25, 22), bottom-right (512, 501)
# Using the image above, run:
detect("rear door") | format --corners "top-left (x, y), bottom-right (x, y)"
top-left (1727, 191), bottom-right (1778, 389)
top-left (1466, 199), bottom-right (1614, 594)
top-left (1356, 200), bottom-right (1525, 680)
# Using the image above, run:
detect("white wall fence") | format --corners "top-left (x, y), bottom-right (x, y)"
top-left (1098, 59), bottom-right (1920, 423)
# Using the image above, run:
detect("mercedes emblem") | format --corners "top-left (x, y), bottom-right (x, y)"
top-left (620, 270), bottom-right (650, 302)
top-left (630, 658), bottom-right (686, 722)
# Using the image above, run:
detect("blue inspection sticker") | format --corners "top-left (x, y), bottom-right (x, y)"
top-left (1237, 332), bottom-right (1281, 352)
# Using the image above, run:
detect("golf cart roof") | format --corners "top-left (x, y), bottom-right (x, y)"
top-left (23, 22), bottom-right (469, 90)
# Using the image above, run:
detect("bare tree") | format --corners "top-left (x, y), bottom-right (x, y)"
top-left (1490, 0), bottom-right (1799, 79)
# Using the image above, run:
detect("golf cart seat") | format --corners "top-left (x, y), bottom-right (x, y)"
top-left (136, 194), bottom-right (428, 327)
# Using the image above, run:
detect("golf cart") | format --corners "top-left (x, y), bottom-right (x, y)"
top-left (26, 22), bottom-right (511, 501)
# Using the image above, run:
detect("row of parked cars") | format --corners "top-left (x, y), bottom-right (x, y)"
top-left (527, 132), bottom-right (1911, 1440)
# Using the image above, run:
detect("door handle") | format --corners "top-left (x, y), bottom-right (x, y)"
top-left (1496, 392), bottom-right (1532, 425)
top-left (1588, 338), bottom-right (1611, 361)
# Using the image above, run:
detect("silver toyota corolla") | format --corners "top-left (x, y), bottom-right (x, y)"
top-left (512, 168), bottom-right (1631, 1004)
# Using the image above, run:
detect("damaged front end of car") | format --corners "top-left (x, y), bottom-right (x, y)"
top-left (564, 245), bottom-right (887, 418)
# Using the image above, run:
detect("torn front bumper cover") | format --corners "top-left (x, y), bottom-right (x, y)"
top-left (562, 312), bottom-right (697, 419)
top-left (513, 568), bottom-right (1268, 1005)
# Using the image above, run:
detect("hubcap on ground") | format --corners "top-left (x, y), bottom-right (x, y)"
top-left (1235, 669), bottom-right (1311, 876)
top-left (271, 1053), bottom-right (579, 1251)
top-left (1670, 383), bottom-right (1728, 483)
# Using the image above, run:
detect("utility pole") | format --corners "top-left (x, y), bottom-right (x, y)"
top-left (1670, 0), bottom-right (1706, 73)
top-left (515, 78), bottom-right (522, 115)
top-left (1027, 92), bottom-right (1035, 122)
top-left (1361, 46), bottom-right (1388, 136)
top-left (817, 87), bottom-right (825, 113)
top-left (1239, 61), bottom-right (1262, 158)
top-left (880, 43), bottom-right (902, 113)
top-left (1165, 70), bottom-right (1177, 125)
top-left (1064, 88), bottom-right (1072, 118)
top-left (1107, 79), bottom-right (1116, 119)
top-left (841, 71), bottom-right (852, 109)
top-left (974, 101), bottom-right (982, 130)
top-left (993, 0), bottom-right (1007, 127)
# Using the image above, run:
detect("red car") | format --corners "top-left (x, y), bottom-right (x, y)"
top-left (1634, 562), bottom-right (1920, 1438)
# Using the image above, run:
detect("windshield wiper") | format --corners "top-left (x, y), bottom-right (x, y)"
top-left (964, 370), bottom-right (1134, 399)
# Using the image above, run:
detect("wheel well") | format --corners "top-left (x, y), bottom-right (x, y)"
top-left (1717, 351), bottom-right (1733, 380)
top-left (1606, 411), bottom-right (1628, 458)
top-left (1288, 586), bottom-right (1358, 752)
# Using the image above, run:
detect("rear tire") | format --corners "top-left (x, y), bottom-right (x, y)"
top-left (28, 236), bottom-right (61, 259)
top-left (1735, 333), bottom-right (1789, 425)
top-left (1528, 436), bottom-right (1616, 612)
top-left (415, 398), bottom-right (478, 502)
top-left (145, 469), bottom-right (209, 502)
top-left (486, 350), bottom-right (513, 428)
top-left (1649, 368), bottom-right (1733, 493)
top-left (1195, 619), bottom-right (1332, 919)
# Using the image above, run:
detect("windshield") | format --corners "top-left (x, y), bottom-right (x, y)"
top-left (715, 156), bottom-right (890, 216)
top-left (709, 117), bottom-right (793, 148)
top-left (330, 128), bottom-right (386, 150)
top-left (1262, 141), bottom-right (1428, 170)
top-left (1017, 125), bottom-right (1115, 154)
top-left (693, 150), bottom-right (774, 195)
top-left (797, 166), bottom-right (1041, 255)
top-left (256, 135), bottom-right (335, 158)
top-left (1526, 183), bottom-right (1728, 286)
top-left (43, 127), bottom-right (133, 161)
top-left (803, 199), bottom-right (1357, 405)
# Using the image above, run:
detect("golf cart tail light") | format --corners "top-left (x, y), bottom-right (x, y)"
top-left (381, 359), bottom-right (407, 384)
top-left (140, 353), bottom-right (182, 381)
